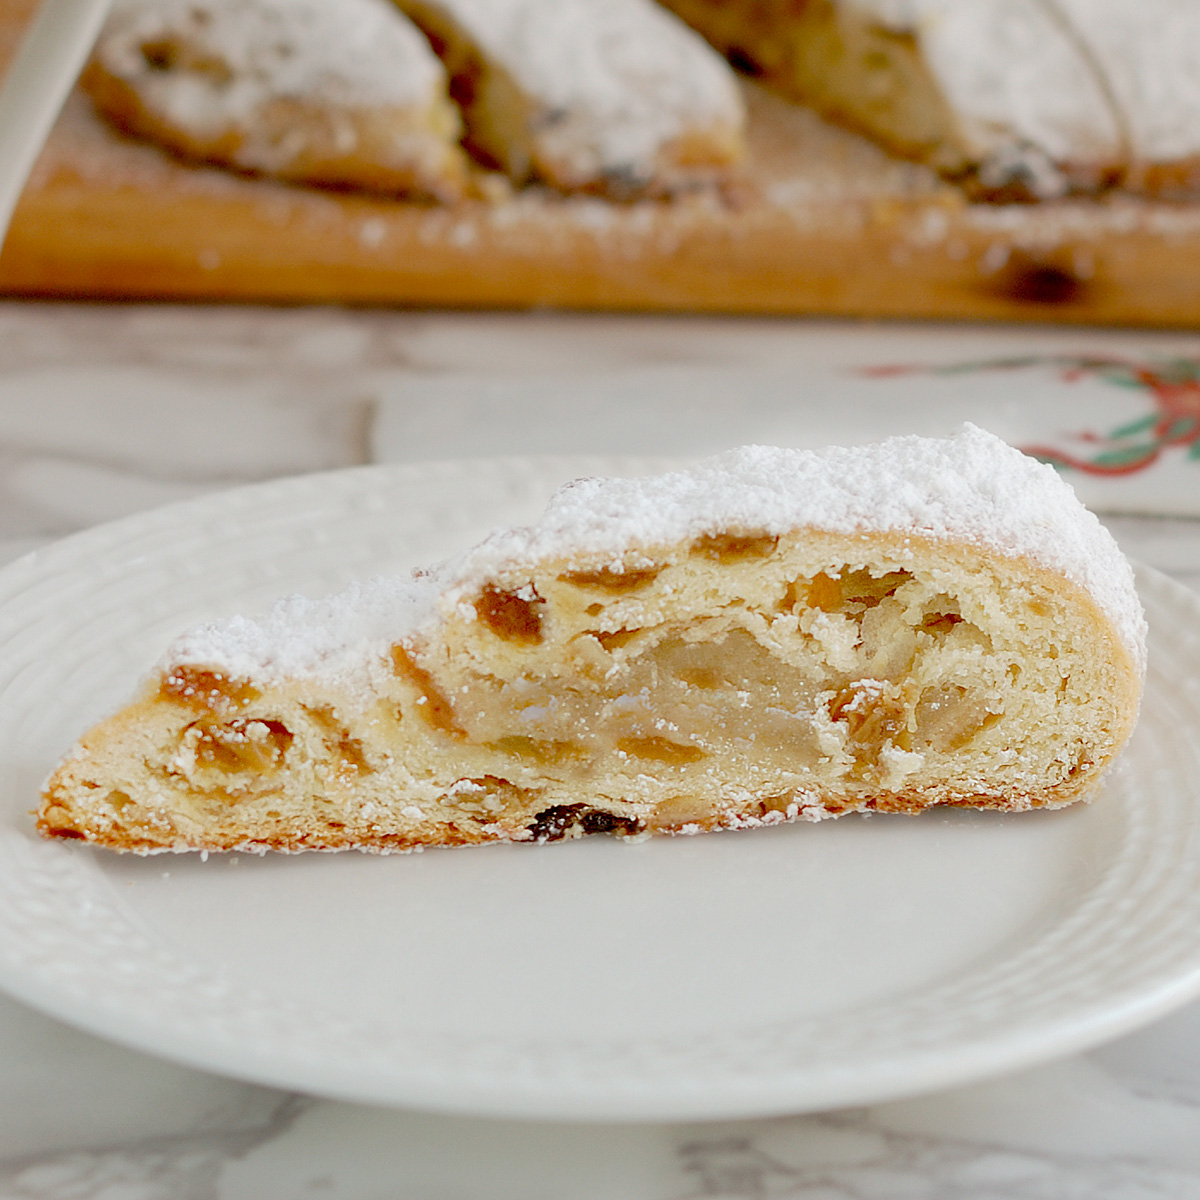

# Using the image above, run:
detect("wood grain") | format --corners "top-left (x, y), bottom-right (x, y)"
top-left (1, 0), bottom-right (1199, 325)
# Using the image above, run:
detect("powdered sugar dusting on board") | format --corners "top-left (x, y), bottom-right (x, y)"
top-left (166, 428), bottom-right (1145, 687)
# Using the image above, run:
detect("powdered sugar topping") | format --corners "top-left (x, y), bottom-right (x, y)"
top-left (166, 428), bottom-right (1145, 690)
top-left (850, 0), bottom-right (1200, 186)
top-left (169, 574), bottom-right (440, 690)
top-left (94, 0), bottom-right (447, 136)
top-left (407, 0), bottom-right (744, 183)
top-left (441, 426), bottom-right (1145, 664)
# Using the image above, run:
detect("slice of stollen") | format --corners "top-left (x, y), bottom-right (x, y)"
top-left (658, 0), bottom-right (1200, 200)
top-left (39, 427), bottom-right (1145, 854)
top-left (391, 0), bottom-right (746, 196)
top-left (84, 0), bottom-right (470, 200)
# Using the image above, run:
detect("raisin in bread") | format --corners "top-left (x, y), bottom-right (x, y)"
top-left (83, 0), bottom-right (470, 200)
top-left (39, 427), bottom-right (1145, 854)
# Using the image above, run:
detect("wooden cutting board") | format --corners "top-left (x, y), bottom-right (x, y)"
top-left (2, 0), bottom-right (1200, 325)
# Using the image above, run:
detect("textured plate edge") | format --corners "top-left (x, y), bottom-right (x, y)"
top-left (0, 469), bottom-right (1196, 1120)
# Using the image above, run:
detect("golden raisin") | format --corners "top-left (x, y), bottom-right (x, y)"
top-left (160, 668), bottom-right (260, 717)
top-left (390, 644), bottom-right (464, 735)
top-left (490, 736), bottom-right (584, 766)
top-left (474, 585), bottom-right (544, 643)
top-left (690, 531), bottom-right (779, 562)
top-left (189, 718), bottom-right (293, 774)
top-left (594, 627), bottom-right (642, 652)
top-left (558, 565), bottom-right (661, 593)
top-left (828, 684), bottom-right (910, 751)
top-left (616, 736), bottom-right (706, 765)
top-left (805, 572), bottom-right (843, 611)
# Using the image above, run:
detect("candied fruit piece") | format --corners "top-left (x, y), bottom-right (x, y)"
top-left (799, 567), bottom-right (914, 615)
top-left (839, 569), bottom-right (911, 607)
top-left (920, 611), bottom-right (964, 635)
top-left (303, 705), bottom-right (373, 775)
top-left (139, 37), bottom-right (178, 69)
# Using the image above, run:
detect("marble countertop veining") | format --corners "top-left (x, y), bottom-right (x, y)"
top-left (2, 302), bottom-right (1200, 1199)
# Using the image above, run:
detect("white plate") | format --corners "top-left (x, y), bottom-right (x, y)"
top-left (1, 458), bottom-right (1199, 1122)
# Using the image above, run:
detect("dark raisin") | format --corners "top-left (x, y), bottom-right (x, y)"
top-left (528, 803), bottom-right (641, 842)
top-left (580, 809), bottom-right (641, 836)
top-left (726, 46), bottom-right (764, 76)
top-left (140, 39), bottom-right (177, 70)
top-left (528, 804), bottom-right (583, 841)
top-left (449, 69), bottom-right (478, 109)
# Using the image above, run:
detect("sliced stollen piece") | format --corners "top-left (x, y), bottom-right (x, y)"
top-left (657, 0), bottom-right (1200, 200)
top-left (83, 0), bottom-right (470, 200)
top-left (390, 0), bottom-right (746, 196)
top-left (1051, 0), bottom-right (1200, 196)
top-left (39, 427), bottom-right (1146, 855)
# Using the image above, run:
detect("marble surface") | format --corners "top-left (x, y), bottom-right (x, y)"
top-left (2, 303), bottom-right (1200, 1198)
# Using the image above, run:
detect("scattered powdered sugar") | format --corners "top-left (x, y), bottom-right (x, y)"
top-left (94, 0), bottom-right (446, 135)
top-left (166, 427), bottom-right (1145, 691)
top-left (168, 573), bottom-right (440, 689)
